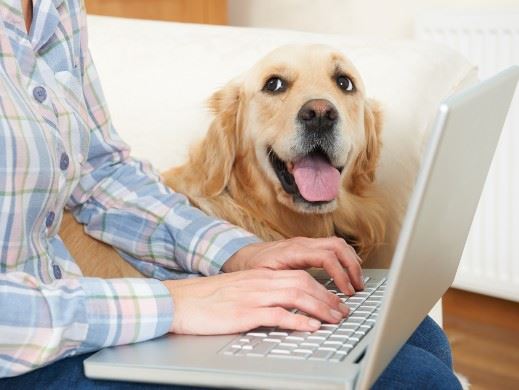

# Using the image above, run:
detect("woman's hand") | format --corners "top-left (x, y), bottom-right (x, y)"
top-left (222, 237), bottom-right (364, 295)
top-left (163, 269), bottom-right (349, 335)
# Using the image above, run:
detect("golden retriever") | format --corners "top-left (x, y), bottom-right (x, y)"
top-left (61, 44), bottom-right (386, 278)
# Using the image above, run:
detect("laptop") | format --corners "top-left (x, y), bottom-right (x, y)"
top-left (84, 66), bottom-right (519, 389)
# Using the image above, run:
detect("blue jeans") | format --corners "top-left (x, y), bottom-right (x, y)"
top-left (1, 316), bottom-right (461, 389)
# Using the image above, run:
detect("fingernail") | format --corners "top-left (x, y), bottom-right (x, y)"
top-left (339, 303), bottom-right (349, 315)
top-left (308, 319), bottom-right (321, 329)
top-left (348, 282), bottom-right (355, 294)
top-left (330, 309), bottom-right (343, 320)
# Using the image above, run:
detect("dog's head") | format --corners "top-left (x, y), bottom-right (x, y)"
top-left (201, 44), bottom-right (382, 214)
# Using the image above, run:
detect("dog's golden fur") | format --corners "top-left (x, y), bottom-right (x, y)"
top-left (61, 44), bottom-right (387, 277)
top-left (164, 45), bottom-right (385, 258)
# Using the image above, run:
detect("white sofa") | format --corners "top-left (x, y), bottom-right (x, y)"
top-left (87, 16), bottom-right (477, 324)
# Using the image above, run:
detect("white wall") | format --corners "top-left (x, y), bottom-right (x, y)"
top-left (228, 0), bottom-right (519, 39)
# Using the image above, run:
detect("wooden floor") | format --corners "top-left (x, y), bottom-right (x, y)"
top-left (443, 288), bottom-right (519, 389)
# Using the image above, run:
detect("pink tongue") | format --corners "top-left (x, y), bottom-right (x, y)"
top-left (292, 155), bottom-right (340, 202)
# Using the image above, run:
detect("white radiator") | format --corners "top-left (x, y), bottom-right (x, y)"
top-left (415, 11), bottom-right (519, 302)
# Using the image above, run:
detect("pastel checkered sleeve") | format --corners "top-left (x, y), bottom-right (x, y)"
top-left (0, 272), bottom-right (172, 377)
top-left (66, 48), bottom-right (260, 277)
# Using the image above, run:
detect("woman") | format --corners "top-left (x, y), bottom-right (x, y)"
top-left (0, 0), bottom-right (461, 388)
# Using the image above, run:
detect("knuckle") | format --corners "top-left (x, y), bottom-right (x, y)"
top-left (272, 307), bottom-right (286, 322)
top-left (252, 268), bottom-right (273, 279)
top-left (322, 254), bottom-right (336, 267)
top-left (287, 288), bottom-right (303, 301)
top-left (335, 236), bottom-right (347, 245)
top-left (304, 298), bottom-right (320, 314)
top-left (294, 271), bottom-right (313, 289)
top-left (294, 315), bottom-right (309, 328)
top-left (293, 269), bottom-right (308, 281)
top-left (332, 236), bottom-right (347, 249)
top-left (291, 236), bottom-right (306, 246)
top-left (303, 273), bottom-right (316, 289)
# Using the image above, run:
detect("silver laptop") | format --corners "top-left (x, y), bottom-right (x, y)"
top-left (84, 67), bottom-right (519, 390)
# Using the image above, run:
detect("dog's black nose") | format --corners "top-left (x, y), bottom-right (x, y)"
top-left (297, 99), bottom-right (338, 132)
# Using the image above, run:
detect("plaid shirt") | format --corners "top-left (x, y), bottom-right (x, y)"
top-left (0, 0), bottom-right (259, 377)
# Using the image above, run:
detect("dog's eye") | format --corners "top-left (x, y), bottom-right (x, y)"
top-left (263, 77), bottom-right (287, 93)
top-left (336, 75), bottom-right (354, 92)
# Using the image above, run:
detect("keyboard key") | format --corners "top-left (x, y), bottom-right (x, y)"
top-left (271, 349), bottom-right (290, 355)
top-left (320, 324), bottom-right (339, 330)
top-left (330, 334), bottom-right (353, 341)
top-left (279, 342), bottom-right (298, 349)
top-left (308, 335), bottom-right (327, 341)
top-left (308, 349), bottom-right (334, 360)
top-left (344, 316), bottom-right (365, 323)
top-left (339, 345), bottom-right (354, 354)
top-left (330, 352), bottom-right (346, 362)
top-left (269, 331), bottom-right (289, 337)
top-left (288, 331), bottom-right (311, 339)
top-left (246, 341), bottom-right (276, 356)
top-left (315, 329), bottom-right (333, 335)
top-left (300, 342), bottom-right (319, 350)
top-left (268, 354), bottom-right (302, 359)
top-left (293, 350), bottom-right (311, 359)
top-left (318, 346), bottom-right (338, 352)
top-left (323, 340), bottom-right (342, 347)
top-left (309, 349), bottom-right (334, 361)
top-left (286, 335), bottom-right (306, 342)
top-left (246, 332), bottom-right (268, 338)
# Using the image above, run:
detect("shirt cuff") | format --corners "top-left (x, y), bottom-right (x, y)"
top-left (78, 277), bottom-right (173, 352)
top-left (175, 215), bottom-right (261, 276)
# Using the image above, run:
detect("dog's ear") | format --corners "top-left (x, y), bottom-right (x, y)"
top-left (194, 81), bottom-right (241, 197)
top-left (347, 99), bottom-right (382, 195)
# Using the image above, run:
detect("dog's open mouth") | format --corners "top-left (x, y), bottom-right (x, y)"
top-left (268, 146), bottom-right (343, 204)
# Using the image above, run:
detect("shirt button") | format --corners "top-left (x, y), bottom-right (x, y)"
top-left (52, 264), bottom-right (62, 279)
top-left (60, 152), bottom-right (70, 171)
top-left (45, 211), bottom-right (55, 228)
top-left (33, 86), bottom-right (47, 103)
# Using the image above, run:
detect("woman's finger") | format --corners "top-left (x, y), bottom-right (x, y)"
top-left (291, 237), bottom-right (364, 290)
top-left (250, 287), bottom-right (348, 324)
top-left (249, 307), bottom-right (322, 332)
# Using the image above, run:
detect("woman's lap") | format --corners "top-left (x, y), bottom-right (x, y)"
top-left (1, 316), bottom-right (461, 390)
top-left (372, 316), bottom-right (461, 389)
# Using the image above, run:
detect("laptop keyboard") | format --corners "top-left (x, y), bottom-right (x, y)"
top-left (220, 276), bottom-right (386, 362)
